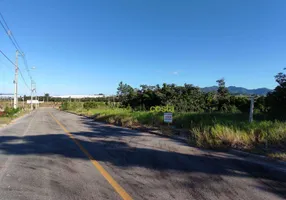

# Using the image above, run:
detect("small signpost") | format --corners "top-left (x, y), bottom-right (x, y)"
top-left (164, 112), bottom-right (173, 123)
top-left (27, 100), bottom-right (39, 104)
top-left (249, 96), bottom-right (254, 123)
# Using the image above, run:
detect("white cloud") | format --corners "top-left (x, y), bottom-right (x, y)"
top-left (172, 71), bottom-right (179, 75)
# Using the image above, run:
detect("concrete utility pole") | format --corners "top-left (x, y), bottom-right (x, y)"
top-left (22, 96), bottom-right (25, 109)
top-left (249, 96), bottom-right (254, 123)
top-left (35, 91), bottom-right (38, 109)
top-left (30, 80), bottom-right (33, 111)
top-left (30, 66), bottom-right (36, 110)
top-left (13, 50), bottom-right (19, 109)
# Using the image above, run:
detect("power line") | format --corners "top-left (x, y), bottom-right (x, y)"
top-left (0, 55), bottom-right (12, 69)
top-left (0, 50), bottom-right (15, 67)
top-left (18, 68), bottom-right (30, 90)
top-left (22, 55), bottom-right (32, 80)
top-left (0, 11), bottom-right (24, 54)
top-left (0, 11), bottom-right (35, 109)
top-left (0, 11), bottom-right (32, 81)
top-left (0, 20), bottom-right (21, 54)
top-left (0, 50), bottom-right (30, 90)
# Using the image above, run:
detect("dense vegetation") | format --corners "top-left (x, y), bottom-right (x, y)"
top-left (0, 107), bottom-right (21, 118)
top-left (4, 107), bottom-right (21, 117)
top-left (62, 70), bottom-right (286, 160)
top-left (116, 71), bottom-right (285, 119)
top-left (0, 107), bottom-right (23, 126)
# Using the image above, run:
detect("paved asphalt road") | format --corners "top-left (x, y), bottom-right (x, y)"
top-left (0, 108), bottom-right (285, 200)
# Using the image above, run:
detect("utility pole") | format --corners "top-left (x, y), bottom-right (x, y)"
top-left (249, 96), bottom-right (254, 123)
top-left (22, 96), bottom-right (25, 109)
top-left (30, 66), bottom-right (37, 110)
top-left (13, 50), bottom-right (19, 109)
top-left (46, 93), bottom-right (49, 103)
top-left (35, 91), bottom-right (38, 109)
top-left (30, 80), bottom-right (33, 111)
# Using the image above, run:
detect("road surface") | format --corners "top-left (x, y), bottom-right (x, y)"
top-left (0, 108), bottom-right (285, 200)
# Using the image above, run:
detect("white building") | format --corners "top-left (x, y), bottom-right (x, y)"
top-left (0, 94), bottom-right (13, 99)
top-left (51, 94), bottom-right (105, 99)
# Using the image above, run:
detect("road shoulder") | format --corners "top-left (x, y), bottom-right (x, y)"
top-left (62, 109), bottom-right (286, 180)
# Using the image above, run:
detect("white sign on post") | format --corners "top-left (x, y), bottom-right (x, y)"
top-left (27, 100), bottom-right (39, 104)
top-left (164, 112), bottom-right (173, 123)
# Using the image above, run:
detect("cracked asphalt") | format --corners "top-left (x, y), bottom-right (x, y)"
top-left (0, 108), bottom-right (285, 200)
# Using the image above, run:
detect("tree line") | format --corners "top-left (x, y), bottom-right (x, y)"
top-left (117, 69), bottom-right (286, 120)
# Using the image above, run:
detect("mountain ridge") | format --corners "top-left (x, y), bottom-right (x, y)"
top-left (201, 86), bottom-right (272, 95)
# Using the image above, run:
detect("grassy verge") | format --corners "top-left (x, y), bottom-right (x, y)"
top-left (0, 117), bottom-right (11, 126)
top-left (65, 106), bottom-right (286, 161)
top-left (0, 109), bottom-right (30, 127)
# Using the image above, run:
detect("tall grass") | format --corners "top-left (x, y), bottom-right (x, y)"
top-left (0, 107), bottom-right (27, 126)
top-left (63, 103), bottom-right (286, 156)
top-left (80, 108), bottom-right (162, 127)
top-left (173, 112), bottom-right (286, 149)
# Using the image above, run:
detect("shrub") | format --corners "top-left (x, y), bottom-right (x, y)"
top-left (61, 102), bottom-right (83, 111)
top-left (0, 111), bottom-right (5, 117)
top-left (4, 107), bottom-right (21, 117)
top-left (61, 101), bottom-right (68, 110)
top-left (83, 102), bottom-right (106, 110)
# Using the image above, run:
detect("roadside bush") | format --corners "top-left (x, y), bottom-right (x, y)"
top-left (83, 101), bottom-right (106, 110)
top-left (134, 112), bottom-right (162, 126)
top-left (61, 101), bottom-right (68, 110)
top-left (61, 102), bottom-right (83, 111)
top-left (4, 107), bottom-right (20, 117)
top-left (0, 111), bottom-right (5, 117)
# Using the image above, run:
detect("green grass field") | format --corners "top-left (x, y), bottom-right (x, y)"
top-left (64, 104), bottom-right (286, 160)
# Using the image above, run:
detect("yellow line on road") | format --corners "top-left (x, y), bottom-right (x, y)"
top-left (49, 112), bottom-right (133, 200)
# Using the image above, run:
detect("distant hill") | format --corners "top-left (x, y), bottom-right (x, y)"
top-left (201, 86), bottom-right (272, 95)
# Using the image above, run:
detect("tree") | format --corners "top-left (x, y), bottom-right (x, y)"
top-left (216, 78), bottom-right (229, 98)
top-left (44, 93), bottom-right (50, 102)
top-left (117, 81), bottom-right (135, 107)
top-left (216, 78), bottom-right (230, 112)
top-left (115, 79), bottom-right (269, 114)
top-left (274, 68), bottom-right (286, 86)
top-left (232, 96), bottom-right (249, 113)
top-left (204, 92), bottom-right (217, 112)
top-left (255, 96), bottom-right (267, 113)
top-left (266, 69), bottom-right (286, 119)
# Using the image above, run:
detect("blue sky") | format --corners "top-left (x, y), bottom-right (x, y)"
top-left (0, 0), bottom-right (286, 95)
